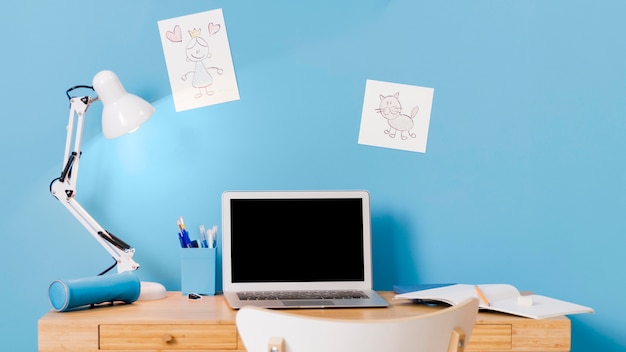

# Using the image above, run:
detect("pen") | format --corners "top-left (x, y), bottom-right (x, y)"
top-left (474, 285), bottom-right (490, 306)
top-left (209, 225), bottom-right (217, 248)
top-left (177, 216), bottom-right (186, 232)
top-left (200, 225), bottom-right (208, 248)
top-left (178, 230), bottom-right (191, 248)
top-left (181, 229), bottom-right (192, 248)
top-left (178, 216), bottom-right (193, 248)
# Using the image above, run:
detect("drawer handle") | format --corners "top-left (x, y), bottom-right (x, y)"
top-left (162, 334), bottom-right (174, 343)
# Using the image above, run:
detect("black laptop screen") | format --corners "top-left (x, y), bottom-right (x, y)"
top-left (229, 198), bottom-right (365, 283)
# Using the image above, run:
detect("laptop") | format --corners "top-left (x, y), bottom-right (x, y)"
top-left (222, 190), bottom-right (389, 309)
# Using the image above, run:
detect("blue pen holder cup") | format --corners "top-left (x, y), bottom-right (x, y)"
top-left (48, 271), bottom-right (141, 312)
top-left (181, 248), bottom-right (216, 296)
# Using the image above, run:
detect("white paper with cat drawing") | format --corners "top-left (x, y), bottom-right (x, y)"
top-left (358, 79), bottom-right (434, 153)
top-left (158, 9), bottom-right (240, 112)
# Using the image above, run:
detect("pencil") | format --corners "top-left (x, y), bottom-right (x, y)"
top-left (474, 285), bottom-right (491, 306)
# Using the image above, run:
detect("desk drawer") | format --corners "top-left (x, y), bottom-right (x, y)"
top-left (466, 324), bottom-right (512, 351)
top-left (99, 324), bottom-right (239, 350)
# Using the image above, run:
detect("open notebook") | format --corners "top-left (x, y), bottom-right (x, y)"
top-left (395, 284), bottom-right (594, 319)
top-left (221, 190), bottom-right (388, 309)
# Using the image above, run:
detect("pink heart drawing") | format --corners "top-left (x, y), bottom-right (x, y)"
top-left (166, 25), bottom-right (182, 42)
top-left (208, 22), bottom-right (221, 36)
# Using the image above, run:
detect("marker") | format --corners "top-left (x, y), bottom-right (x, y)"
top-left (474, 285), bottom-right (490, 306)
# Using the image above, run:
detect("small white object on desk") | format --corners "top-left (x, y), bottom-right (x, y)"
top-left (139, 281), bottom-right (167, 300)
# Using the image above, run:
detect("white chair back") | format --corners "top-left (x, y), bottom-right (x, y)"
top-left (236, 297), bottom-right (479, 352)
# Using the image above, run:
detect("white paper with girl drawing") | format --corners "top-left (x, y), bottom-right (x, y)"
top-left (358, 80), bottom-right (434, 153)
top-left (158, 9), bottom-right (240, 112)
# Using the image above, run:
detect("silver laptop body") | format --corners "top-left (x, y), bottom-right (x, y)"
top-left (222, 190), bottom-right (388, 309)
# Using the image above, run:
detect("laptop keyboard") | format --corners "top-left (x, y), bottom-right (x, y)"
top-left (237, 290), bottom-right (370, 301)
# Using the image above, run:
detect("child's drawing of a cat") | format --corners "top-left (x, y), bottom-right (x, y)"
top-left (375, 92), bottom-right (418, 140)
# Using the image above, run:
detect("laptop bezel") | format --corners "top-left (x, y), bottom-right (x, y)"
top-left (221, 190), bottom-right (374, 293)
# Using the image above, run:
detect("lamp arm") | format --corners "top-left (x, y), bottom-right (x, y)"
top-left (50, 94), bottom-right (140, 274)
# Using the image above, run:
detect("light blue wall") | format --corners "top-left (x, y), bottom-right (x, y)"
top-left (1, 1), bottom-right (624, 350)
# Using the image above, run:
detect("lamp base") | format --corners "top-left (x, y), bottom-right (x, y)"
top-left (139, 281), bottom-right (167, 300)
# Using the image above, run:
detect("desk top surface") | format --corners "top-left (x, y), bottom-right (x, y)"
top-left (39, 291), bottom-right (569, 324)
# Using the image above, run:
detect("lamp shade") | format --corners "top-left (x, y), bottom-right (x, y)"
top-left (92, 70), bottom-right (155, 139)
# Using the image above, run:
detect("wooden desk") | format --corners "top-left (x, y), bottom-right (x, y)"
top-left (38, 292), bottom-right (570, 352)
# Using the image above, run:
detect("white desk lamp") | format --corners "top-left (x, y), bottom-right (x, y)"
top-left (49, 70), bottom-right (166, 300)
